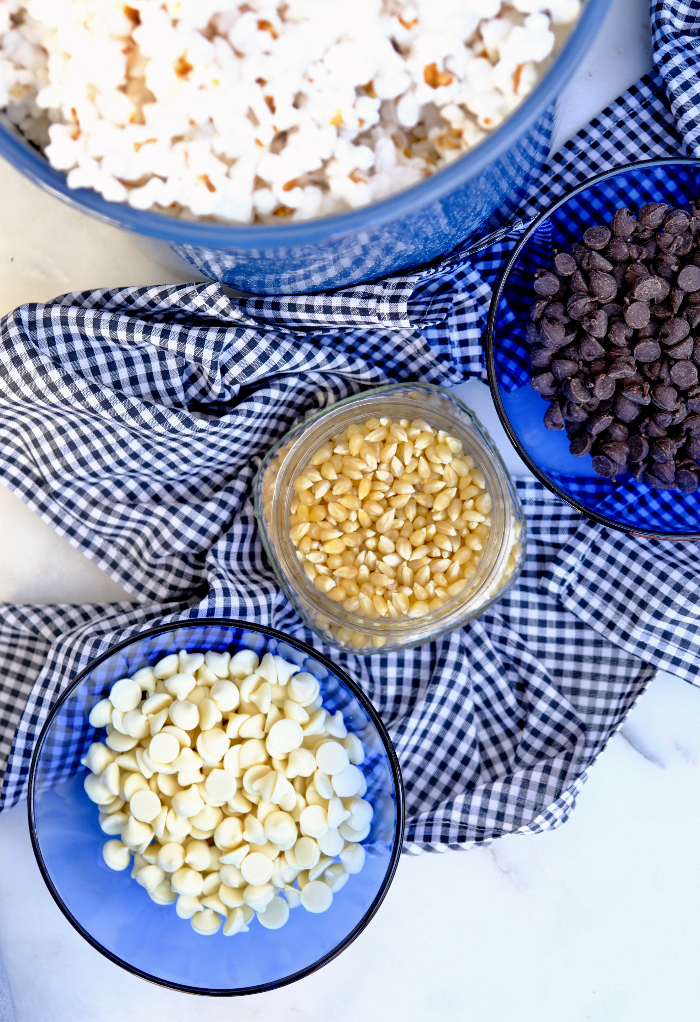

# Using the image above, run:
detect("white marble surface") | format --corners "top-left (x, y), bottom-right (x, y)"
top-left (3, 2), bottom-right (700, 1020)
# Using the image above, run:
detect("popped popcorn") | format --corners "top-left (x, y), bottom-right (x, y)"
top-left (0, 0), bottom-right (582, 223)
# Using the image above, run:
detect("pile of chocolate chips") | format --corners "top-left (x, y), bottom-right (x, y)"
top-left (528, 201), bottom-right (700, 493)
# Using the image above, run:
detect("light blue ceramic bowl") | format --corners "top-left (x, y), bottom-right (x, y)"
top-left (0, 0), bottom-right (610, 293)
top-left (28, 619), bottom-right (403, 995)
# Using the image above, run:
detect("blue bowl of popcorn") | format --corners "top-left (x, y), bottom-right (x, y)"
top-left (0, 0), bottom-right (610, 293)
top-left (28, 619), bottom-right (403, 995)
top-left (487, 158), bottom-right (700, 540)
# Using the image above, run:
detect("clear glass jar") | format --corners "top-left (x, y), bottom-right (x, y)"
top-left (254, 383), bottom-right (526, 655)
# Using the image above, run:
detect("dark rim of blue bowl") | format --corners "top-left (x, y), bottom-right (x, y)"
top-left (27, 617), bottom-right (405, 997)
top-left (0, 0), bottom-right (610, 249)
top-left (485, 156), bottom-right (700, 541)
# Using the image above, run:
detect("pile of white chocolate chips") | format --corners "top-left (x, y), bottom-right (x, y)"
top-left (288, 415), bottom-right (497, 622)
top-left (83, 647), bottom-right (373, 935)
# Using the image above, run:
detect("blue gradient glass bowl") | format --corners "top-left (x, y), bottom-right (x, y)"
top-left (486, 158), bottom-right (700, 540)
top-left (28, 619), bottom-right (404, 995)
top-left (0, 0), bottom-right (610, 294)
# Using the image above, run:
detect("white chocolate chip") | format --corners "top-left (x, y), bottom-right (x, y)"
top-left (88, 699), bottom-right (113, 729)
top-left (240, 852), bottom-right (273, 886)
top-left (130, 789), bottom-right (162, 823)
top-left (210, 680), bottom-right (240, 713)
top-left (300, 880), bottom-right (333, 914)
top-left (176, 895), bottom-right (203, 919)
top-left (109, 679), bottom-right (142, 712)
top-left (205, 651), bottom-right (231, 678)
top-left (81, 742), bottom-right (116, 775)
top-left (102, 839), bottom-right (131, 870)
top-left (229, 650), bottom-right (260, 680)
top-left (339, 842), bottom-right (366, 874)
top-left (299, 805), bottom-right (329, 839)
top-left (258, 896), bottom-right (290, 930)
top-left (214, 816), bottom-right (243, 852)
top-left (165, 673), bottom-right (197, 701)
top-left (154, 654), bottom-right (180, 679)
top-left (268, 719), bottom-right (303, 754)
top-left (149, 732), bottom-right (180, 764)
top-left (157, 842), bottom-right (186, 873)
top-left (331, 764), bottom-right (364, 797)
top-left (191, 909), bottom-right (221, 935)
top-left (222, 907), bottom-right (249, 935)
top-left (171, 867), bottom-right (205, 897)
top-left (84, 774), bottom-right (115, 806)
top-left (315, 742), bottom-right (350, 775)
top-left (169, 700), bottom-right (199, 731)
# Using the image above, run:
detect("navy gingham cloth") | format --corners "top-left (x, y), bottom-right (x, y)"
top-left (2, 43), bottom-right (700, 851)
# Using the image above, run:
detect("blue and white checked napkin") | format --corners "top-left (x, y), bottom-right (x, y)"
top-left (1, 7), bottom-right (699, 853)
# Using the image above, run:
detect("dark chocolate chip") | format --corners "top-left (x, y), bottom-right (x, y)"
top-left (589, 358), bottom-right (608, 375)
top-left (688, 398), bottom-right (700, 413)
top-left (654, 411), bottom-right (675, 428)
top-left (534, 270), bottom-right (561, 297)
top-left (551, 358), bottom-right (579, 381)
top-left (616, 394), bottom-right (643, 423)
top-left (687, 306), bottom-right (700, 329)
top-left (670, 288), bottom-right (686, 315)
top-left (563, 401), bottom-right (589, 423)
top-left (591, 454), bottom-right (617, 477)
top-left (622, 383), bottom-right (651, 405)
top-left (651, 438), bottom-right (676, 462)
top-left (654, 253), bottom-right (680, 279)
top-left (540, 318), bottom-right (566, 347)
top-left (684, 414), bottom-right (700, 436)
top-left (530, 298), bottom-right (550, 323)
top-left (605, 238), bottom-right (630, 262)
top-left (530, 347), bottom-right (553, 369)
top-left (625, 302), bottom-right (651, 329)
top-left (567, 294), bottom-right (597, 320)
top-left (553, 252), bottom-right (577, 276)
top-left (660, 317), bottom-right (690, 345)
top-left (650, 301), bottom-right (674, 321)
top-left (665, 337), bottom-right (693, 360)
top-left (602, 302), bottom-right (623, 318)
top-left (592, 374), bottom-right (616, 400)
top-left (588, 412), bottom-right (615, 435)
top-left (582, 309), bottom-right (608, 338)
top-left (672, 401), bottom-right (689, 425)
top-left (631, 462), bottom-right (648, 482)
top-left (608, 319), bottom-right (634, 346)
top-left (608, 358), bottom-right (637, 379)
top-left (677, 264), bottom-right (700, 291)
top-left (652, 384), bottom-right (680, 410)
top-left (631, 275), bottom-right (671, 302)
top-left (580, 334), bottom-right (606, 361)
top-left (605, 422), bottom-right (629, 442)
top-left (612, 207), bottom-right (637, 236)
top-left (676, 468), bottom-right (699, 493)
top-left (545, 302), bottom-right (567, 320)
top-left (530, 372), bottom-right (558, 396)
top-left (625, 262), bottom-right (650, 286)
top-left (638, 202), bottom-right (669, 229)
top-left (570, 269), bottom-right (590, 293)
top-left (601, 441), bottom-right (629, 465)
top-left (562, 377), bottom-right (591, 404)
top-left (663, 209), bottom-right (692, 235)
top-left (589, 270), bottom-right (617, 302)
top-left (653, 460), bottom-right (677, 483)
top-left (583, 226), bottom-right (611, 250)
top-left (628, 436), bottom-right (649, 463)
top-left (588, 251), bottom-right (614, 272)
top-left (641, 418), bottom-right (668, 437)
top-left (645, 470), bottom-right (677, 490)
top-left (633, 339), bottom-right (661, 362)
top-left (544, 402), bottom-right (565, 430)
top-left (685, 434), bottom-right (700, 456)
top-left (670, 360), bottom-right (699, 390)
top-left (570, 435), bottom-right (593, 456)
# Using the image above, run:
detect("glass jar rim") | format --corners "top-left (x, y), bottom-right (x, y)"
top-left (254, 383), bottom-right (525, 653)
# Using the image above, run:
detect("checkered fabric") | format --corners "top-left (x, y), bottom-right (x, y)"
top-left (0, 49), bottom-right (698, 850)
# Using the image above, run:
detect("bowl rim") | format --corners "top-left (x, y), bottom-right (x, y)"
top-left (27, 617), bottom-right (405, 997)
top-left (485, 155), bottom-right (700, 541)
top-left (0, 0), bottom-right (610, 248)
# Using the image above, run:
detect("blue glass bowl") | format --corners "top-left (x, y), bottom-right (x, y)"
top-left (486, 158), bottom-right (700, 540)
top-left (0, 0), bottom-right (610, 293)
top-left (28, 620), bottom-right (404, 995)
